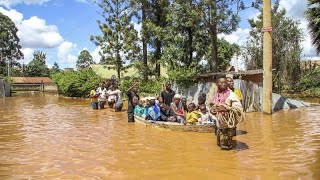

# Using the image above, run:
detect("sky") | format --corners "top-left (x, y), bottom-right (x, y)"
top-left (0, 0), bottom-right (319, 70)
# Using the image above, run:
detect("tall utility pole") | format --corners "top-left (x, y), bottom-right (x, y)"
top-left (262, 0), bottom-right (273, 114)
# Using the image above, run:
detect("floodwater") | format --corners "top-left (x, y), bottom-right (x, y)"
top-left (0, 92), bottom-right (319, 179)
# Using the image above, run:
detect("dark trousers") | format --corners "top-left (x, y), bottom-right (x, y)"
top-left (128, 112), bottom-right (134, 122)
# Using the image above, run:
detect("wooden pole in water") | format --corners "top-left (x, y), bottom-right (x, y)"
top-left (262, 0), bottom-right (273, 114)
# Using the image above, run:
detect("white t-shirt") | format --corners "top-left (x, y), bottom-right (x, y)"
top-left (115, 90), bottom-right (123, 107)
top-left (97, 87), bottom-right (107, 101)
top-left (107, 89), bottom-right (118, 102)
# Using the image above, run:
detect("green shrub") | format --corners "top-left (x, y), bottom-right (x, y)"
top-left (52, 69), bottom-right (101, 97)
top-left (119, 77), bottom-right (167, 97)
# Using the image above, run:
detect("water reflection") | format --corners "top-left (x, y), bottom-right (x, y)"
top-left (0, 92), bottom-right (319, 179)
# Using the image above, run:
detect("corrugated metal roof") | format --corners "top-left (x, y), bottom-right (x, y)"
top-left (11, 77), bottom-right (53, 84)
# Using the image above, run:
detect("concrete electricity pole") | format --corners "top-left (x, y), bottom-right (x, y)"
top-left (262, 0), bottom-right (273, 114)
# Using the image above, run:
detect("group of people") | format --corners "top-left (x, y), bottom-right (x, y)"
top-left (89, 79), bottom-right (123, 112)
top-left (127, 75), bottom-right (244, 129)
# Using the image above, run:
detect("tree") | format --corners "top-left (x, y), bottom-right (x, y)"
top-left (25, 51), bottom-right (49, 77)
top-left (200, 0), bottom-right (245, 72)
top-left (242, 1), bottom-right (303, 92)
top-left (76, 50), bottom-right (94, 70)
top-left (162, 0), bottom-right (207, 69)
top-left (306, 0), bottom-right (320, 54)
top-left (91, 0), bottom-right (141, 80)
top-left (50, 62), bottom-right (60, 76)
top-left (0, 12), bottom-right (23, 76)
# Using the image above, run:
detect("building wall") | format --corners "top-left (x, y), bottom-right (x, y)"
top-left (174, 80), bottom-right (309, 112)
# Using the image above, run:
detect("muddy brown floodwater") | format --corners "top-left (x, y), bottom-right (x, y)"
top-left (0, 92), bottom-right (319, 179)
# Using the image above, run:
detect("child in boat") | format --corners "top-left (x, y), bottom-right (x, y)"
top-left (89, 86), bottom-right (99, 110)
top-left (196, 93), bottom-right (206, 110)
top-left (198, 104), bottom-right (215, 125)
top-left (181, 96), bottom-right (188, 113)
top-left (159, 103), bottom-right (177, 122)
top-left (186, 103), bottom-right (201, 124)
top-left (145, 99), bottom-right (161, 121)
top-left (170, 94), bottom-right (185, 124)
top-left (134, 100), bottom-right (146, 117)
top-left (155, 96), bottom-right (164, 106)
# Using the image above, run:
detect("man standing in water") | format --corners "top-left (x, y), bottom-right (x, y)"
top-left (127, 82), bottom-right (139, 122)
top-left (211, 75), bottom-right (244, 150)
top-left (161, 81), bottom-right (175, 107)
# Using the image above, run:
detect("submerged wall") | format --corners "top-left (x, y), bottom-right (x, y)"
top-left (0, 79), bottom-right (11, 97)
top-left (174, 80), bottom-right (310, 112)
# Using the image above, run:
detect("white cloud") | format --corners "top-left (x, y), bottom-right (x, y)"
top-left (21, 48), bottom-right (34, 64)
top-left (57, 41), bottom-right (77, 68)
top-left (0, 7), bottom-right (64, 49)
top-left (74, 0), bottom-right (89, 4)
top-left (0, 0), bottom-right (51, 8)
top-left (218, 28), bottom-right (250, 46)
top-left (91, 46), bottom-right (101, 63)
top-left (279, 0), bottom-right (319, 59)
top-left (18, 16), bottom-right (64, 48)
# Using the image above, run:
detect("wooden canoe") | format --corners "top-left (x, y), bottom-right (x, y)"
top-left (134, 115), bottom-right (215, 133)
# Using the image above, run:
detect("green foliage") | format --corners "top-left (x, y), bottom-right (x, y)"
top-left (306, 0), bottom-right (320, 54)
top-left (242, 0), bottom-right (303, 92)
top-left (298, 62), bottom-right (320, 92)
top-left (168, 66), bottom-right (199, 87)
top-left (119, 77), bottom-right (166, 96)
top-left (52, 69), bottom-right (101, 97)
top-left (200, 0), bottom-right (245, 72)
top-left (76, 50), bottom-right (94, 70)
top-left (91, 0), bottom-right (140, 80)
top-left (0, 12), bottom-right (23, 76)
top-left (50, 62), bottom-right (60, 76)
top-left (25, 51), bottom-right (49, 77)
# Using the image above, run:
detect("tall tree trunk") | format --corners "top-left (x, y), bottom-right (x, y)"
top-left (155, 0), bottom-right (161, 77)
top-left (210, 25), bottom-right (218, 72)
top-left (187, 27), bottom-right (193, 67)
top-left (142, 4), bottom-right (148, 80)
top-left (155, 39), bottom-right (161, 77)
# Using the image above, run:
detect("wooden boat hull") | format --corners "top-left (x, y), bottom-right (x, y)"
top-left (134, 115), bottom-right (215, 133)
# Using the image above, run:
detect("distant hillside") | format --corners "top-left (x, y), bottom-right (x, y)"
top-left (89, 64), bottom-right (168, 79)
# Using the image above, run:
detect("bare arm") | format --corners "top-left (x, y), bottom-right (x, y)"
top-left (126, 82), bottom-right (138, 95)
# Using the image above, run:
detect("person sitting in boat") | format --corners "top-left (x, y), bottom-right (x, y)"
top-left (155, 96), bottom-right (164, 106)
top-left (181, 96), bottom-right (188, 113)
top-left (145, 99), bottom-right (161, 121)
top-left (196, 93), bottom-right (207, 110)
top-left (161, 81), bottom-right (175, 107)
top-left (186, 103), bottom-right (201, 124)
top-left (170, 94), bottom-right (185, 124)
top-left (159, 103), bottom-right (177, 122)
top-left (198, 104), bottom-right (215, 125)
top-left (210, 75), bottom-right (244, 150)
top-left (134, 100), bottom-right (146, 117)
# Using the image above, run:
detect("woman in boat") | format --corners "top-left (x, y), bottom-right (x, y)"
top-left (170, 94), bottom-right (185, 124)
top-left (210, 75), bottom-right (244, 150)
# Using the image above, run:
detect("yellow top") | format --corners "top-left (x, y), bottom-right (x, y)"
top-left (186, 111), bottom-right (201, 124)
top-left (234, 88), bottom-right (243, 101)
top-left (90, 90), bottom-right (98, 102)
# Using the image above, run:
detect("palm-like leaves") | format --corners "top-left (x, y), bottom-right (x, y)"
top-left (306, 0), bottom-right (320, 54)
